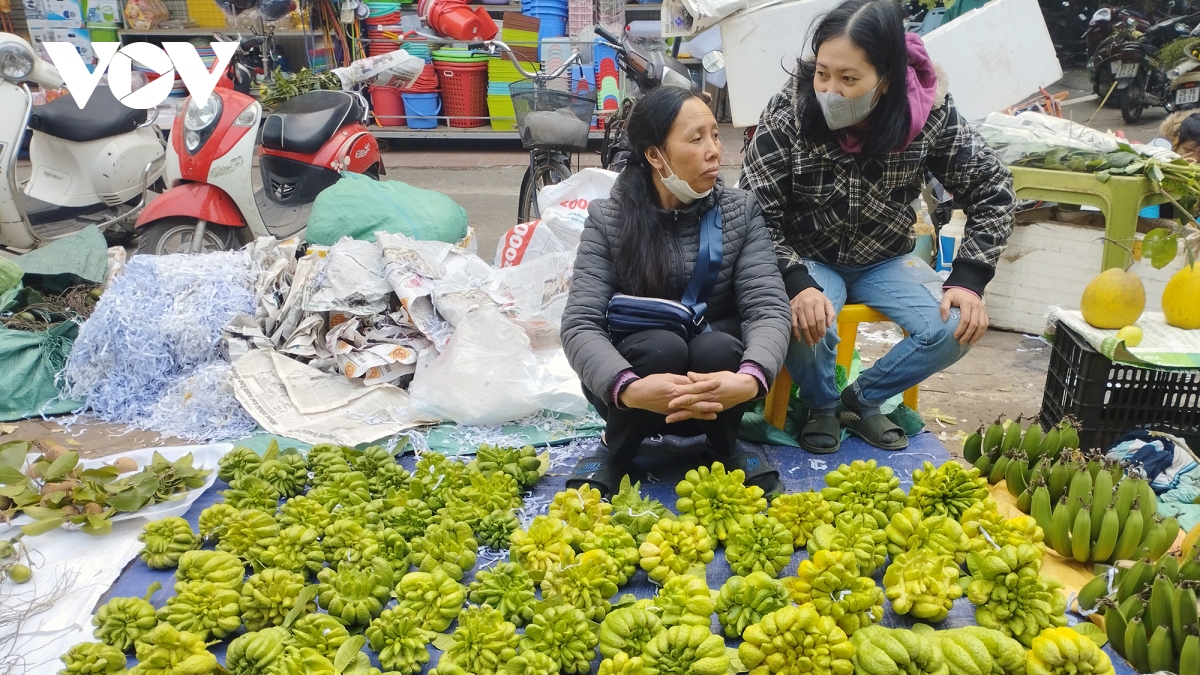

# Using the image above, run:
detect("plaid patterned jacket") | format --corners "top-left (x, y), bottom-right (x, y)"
top-left (740, 76), bottom-right (1015, 298)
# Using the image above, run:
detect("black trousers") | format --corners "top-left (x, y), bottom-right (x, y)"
top-left (584, 329), bottom-right (748, 466)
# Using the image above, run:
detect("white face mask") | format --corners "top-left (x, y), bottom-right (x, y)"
top-left (815, 81), bottom-right (882, 130)
top-left (652, 150), bottom-right (712, 205)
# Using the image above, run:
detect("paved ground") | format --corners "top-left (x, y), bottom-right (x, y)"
top-left (0, 67), bottom-right (1142, 458)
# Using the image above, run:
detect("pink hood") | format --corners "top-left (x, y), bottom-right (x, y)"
top-left (838, 33), bottom-right (940, 154)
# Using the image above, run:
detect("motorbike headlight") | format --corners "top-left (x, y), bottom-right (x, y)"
top-left (184, 93), bottom-right (222, 132)
top-left (0, 43), bottom-right (34, 82)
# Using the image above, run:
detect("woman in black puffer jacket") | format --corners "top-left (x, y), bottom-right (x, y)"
top-left (560, 86), bottom-right (791, 497)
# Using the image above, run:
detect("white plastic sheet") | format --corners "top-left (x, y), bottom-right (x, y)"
top-left (408, 307), bottom-right (587, 425)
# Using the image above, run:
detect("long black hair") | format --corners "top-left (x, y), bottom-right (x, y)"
top-left (611, 86), bottom-right (708, 298)
top-left (796, 0), bottom-right (911, 157)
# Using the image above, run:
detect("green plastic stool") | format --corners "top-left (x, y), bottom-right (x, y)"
top-left (1009, 166), bottom-right (1170, 271)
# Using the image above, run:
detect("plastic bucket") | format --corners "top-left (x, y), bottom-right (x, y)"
top-left (402, 92), bottom-right (441, 128)
top-left (435, 5), bottom-right (486, 40)
top-left (371, 86), bottom-right (406, 126)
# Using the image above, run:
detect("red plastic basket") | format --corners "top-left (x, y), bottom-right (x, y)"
top-left (435, 61), bottom-right (488, 128)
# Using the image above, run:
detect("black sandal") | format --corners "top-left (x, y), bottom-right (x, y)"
top-left (800, 414), bottom-right (842, 455)
top-left (726, 447), bottom-right (782, 496)
top-left (838, 409), bottom-right (908, 451)
top-left (566, 453), bottom-right (627, 498)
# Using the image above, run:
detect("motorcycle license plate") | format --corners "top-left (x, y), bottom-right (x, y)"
top-left (1178, 88), bottom-right (1200, 105)
top-left (1112, 62), bottom-right (1139, 78)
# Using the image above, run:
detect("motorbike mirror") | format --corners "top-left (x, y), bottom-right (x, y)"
top-left (595, 25), bottom-right (622, 46)
top-left (701, 50), bottom-right (724, 73)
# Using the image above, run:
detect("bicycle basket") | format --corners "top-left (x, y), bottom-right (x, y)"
top-left (509, 77), bottom-right (596, 151)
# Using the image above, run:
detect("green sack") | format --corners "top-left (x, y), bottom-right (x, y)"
top-left (0, 322), bottom-right (83, 422)
top-left (0, 257), bottom-right (20, 312)
top-left (305, 172), bottom-right (469, 246)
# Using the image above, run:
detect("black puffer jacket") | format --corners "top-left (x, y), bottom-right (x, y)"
top-left (561, 179), bottom-right (791, 405)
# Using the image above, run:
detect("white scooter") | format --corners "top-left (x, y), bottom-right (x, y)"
top-left (0, 33), bottom-right (165, 251)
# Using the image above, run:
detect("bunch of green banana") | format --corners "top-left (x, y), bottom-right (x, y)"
top-left (1100, 551), bottom-right (1200, 674)
top-left (965, 416), bottom-right (1080, 488)
top-left (1040, 467), bottom-right (1171, 564)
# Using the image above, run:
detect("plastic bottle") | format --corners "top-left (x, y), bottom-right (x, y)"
top-left (935, 210), bottom-right (967, 273)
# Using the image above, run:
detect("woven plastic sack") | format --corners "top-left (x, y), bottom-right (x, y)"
top-left (306, 172), bottom-right (469, 246)
top-left (0, 323), bottom-right (82, 422)
top-left (0, 257), bottom-right (20, 312)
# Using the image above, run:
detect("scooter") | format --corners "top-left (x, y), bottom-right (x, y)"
top-left (0, 33), bottom-right (165, 251)
top-left (1168, 37), bottom-right (1200, 111)
top-left (136, 45), bottom-right (419, 255)
top-left (1115, 13), bottom-right (1200, 122)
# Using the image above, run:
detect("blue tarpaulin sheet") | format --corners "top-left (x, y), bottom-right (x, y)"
top-left (97, 433), bottom-right (1136, 674)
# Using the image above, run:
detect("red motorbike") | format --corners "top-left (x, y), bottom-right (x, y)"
top-left (135, 37), bottom-right (387, 254)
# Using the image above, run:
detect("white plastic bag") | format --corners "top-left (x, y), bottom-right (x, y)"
top-left (494, 168), bottom-right (618, 267)
top-left (408, 306), bottom-right (586, 424)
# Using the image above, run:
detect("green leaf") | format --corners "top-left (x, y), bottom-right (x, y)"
top-left (334, 635), bottom-right (366, 672)
top-left (43, 452), bottom-right (79, 482)
top-left (0, 484), bottom-right (30, 498)
top-left (21, 506), bottom-right (65, 520)
top-left (107, 489), bottom-right (149, 513)
top-left (432, 633), bottom-right (457, 652)
top-left (1073, 621), bottom-right (1108, 646)
top-left (264, 439), bottom-right (280, 461)
top-left (1150, 164), bottom-right (1165, 185)
top-left (537, 450), bottom-right (550, 478)
top-left (21, 516), bottom-right (65, 536)
top-left (283, 584), bottom-right (320, 628)
top-left (1142, 228), bottom-right (1180, 269)
top-left (0, 441), bottom-right (30, 470)
top-left (81, 467), bottom-right (119, 481)
top-left (79, 516), bottom-right (113, 536)
top-left (0, 466), bottom-right (27, 485)
top-left (1095, 171), bottom-right (1112, 183)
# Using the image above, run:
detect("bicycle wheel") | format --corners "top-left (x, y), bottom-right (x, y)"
top-left (518, 156), bottom-right (572, 223)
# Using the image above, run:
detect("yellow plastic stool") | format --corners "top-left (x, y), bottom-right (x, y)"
top-left (763, 304), bottom-right (920, 430)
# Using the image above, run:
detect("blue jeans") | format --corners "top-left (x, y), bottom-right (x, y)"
top-left (785, 255), bottom-right (970, 412)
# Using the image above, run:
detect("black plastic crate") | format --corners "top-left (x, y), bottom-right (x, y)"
top-left (1040, 320), bottom-right (1200, 451)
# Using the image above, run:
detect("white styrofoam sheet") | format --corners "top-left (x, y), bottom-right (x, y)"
top-left (921, 0), bottom-right (1063, 121)
top-left (723, 0), bottom-right (1063, 127)
top-left (985, 221), bottom-right (1188, 334)
top-left (722, 0), bottom-right (839, 127)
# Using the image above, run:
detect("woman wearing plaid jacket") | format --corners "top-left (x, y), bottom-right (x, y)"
top-left (741, 0), bottom-right (1016, 454)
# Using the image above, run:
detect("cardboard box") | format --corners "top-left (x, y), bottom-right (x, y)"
top-left (85, 0), bottom-right (121, 25)
top-left (28, 24), bottom-right (96, 64)
top-left (22, 0), bottom-right (47, 21)
top-left (43, 0), bottom-right (86, 22)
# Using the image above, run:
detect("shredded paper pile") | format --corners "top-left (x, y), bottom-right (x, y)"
top-left (59, 253), bottom-right (259, 441)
